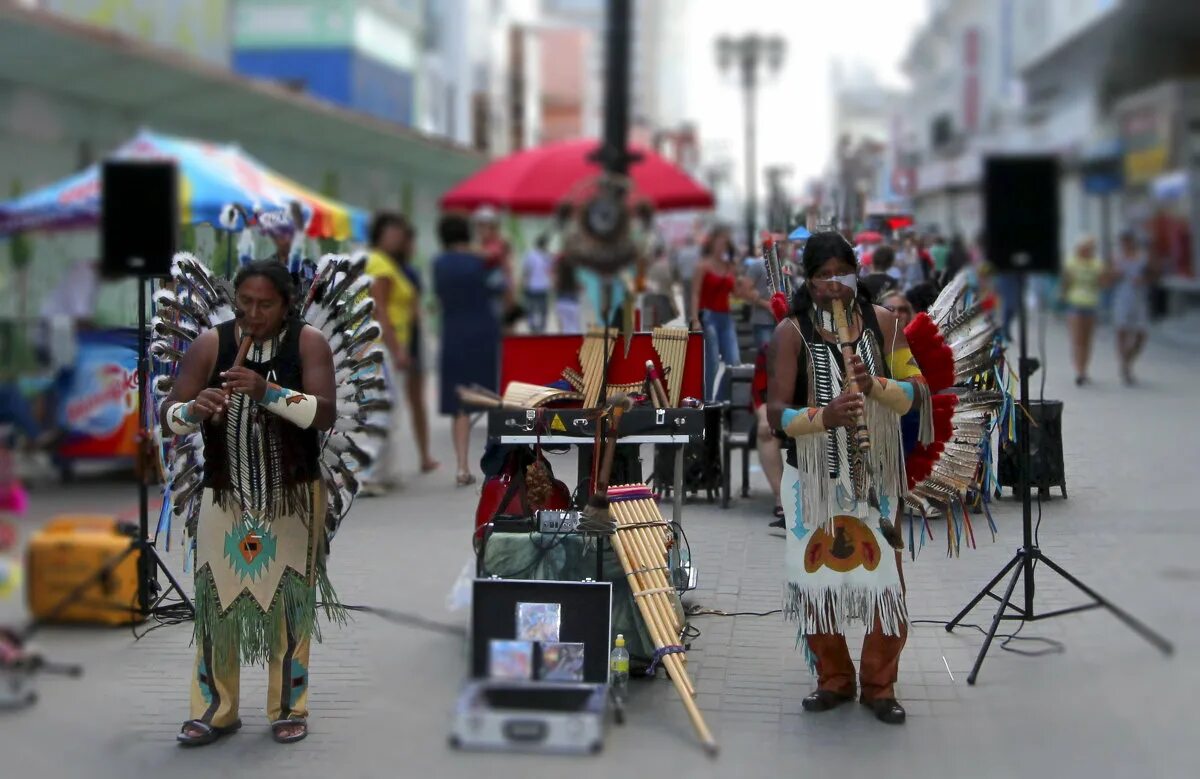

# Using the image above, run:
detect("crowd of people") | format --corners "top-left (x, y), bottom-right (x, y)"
top-left (0, 207), bottom-right (1163, 503)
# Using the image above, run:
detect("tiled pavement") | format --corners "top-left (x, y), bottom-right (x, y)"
top-left (2, 319), bottom-right (1197, 778)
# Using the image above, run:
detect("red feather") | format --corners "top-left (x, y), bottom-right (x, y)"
top-left (904, 313), bottom-right (955, 392)
top-left (769, 292), bottom-right (790, 323)
top-left (902, 314), bottom-right (962, 488)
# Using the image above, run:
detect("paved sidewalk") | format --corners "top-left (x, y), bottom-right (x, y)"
top-left (2, 321), bottom-right (1196, 779)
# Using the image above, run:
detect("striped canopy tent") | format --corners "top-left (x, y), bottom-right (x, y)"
top-left (0, 129), bottom-right (367, 240)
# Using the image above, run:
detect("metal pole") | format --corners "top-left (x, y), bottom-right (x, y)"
top-left (602, 0), bottom-right (632, 175)
top-left (137, 277), bottom-right (152, 612)
top-left (742, 47), bottom-right (758, 250)
top-left (1017, 270), bottom-right (1035, 617)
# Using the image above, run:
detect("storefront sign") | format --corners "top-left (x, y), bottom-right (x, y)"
top-left (1121, 104), bottom-right (1171, 185)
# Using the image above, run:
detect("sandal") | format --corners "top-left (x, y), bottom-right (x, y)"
top-left (177, 718), bottom-right (242, 747)
top-left (271, 718), bottom-right (308, 744)
top-left (455, 472), bottom-right (476, 487)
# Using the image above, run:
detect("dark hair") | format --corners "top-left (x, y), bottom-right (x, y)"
top-left (800, 230), bottom-right (857, 278)
top-left (790, 231), bottom-right (871, 316)
top-left (535, 234), bottom-right (549, 250)
top-left (702, 225), bottom-right (731, 257)
top-left (438, 213), bottom-right (472, 247)
top-left (872, 245), bottom-right (896, 271)
top-left (906, 281), bottom-right (938, 314)
top-left (946, 235), bottom-right (970, 276)
top-left (234, 259), bottom-right (296, 308)
top-left (369, 211), bottom-right (410, 247)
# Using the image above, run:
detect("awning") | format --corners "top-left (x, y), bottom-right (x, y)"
top-left (0, 129), bottom-right (369, 239)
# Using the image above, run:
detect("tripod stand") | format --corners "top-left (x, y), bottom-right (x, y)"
top-left (23, 278), bottom-right (193, 640)
top-left (946, 267), bottom-right (1173, 684)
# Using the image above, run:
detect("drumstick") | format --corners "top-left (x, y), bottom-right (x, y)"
top-left (645, 360), bottom-right (670, 408)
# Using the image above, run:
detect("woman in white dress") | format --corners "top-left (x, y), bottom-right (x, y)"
top-left (1111, 231), bottom-right (1152, 385)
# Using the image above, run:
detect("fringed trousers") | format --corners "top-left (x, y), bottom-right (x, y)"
top-left (190, 613), bottom-right (311, 727)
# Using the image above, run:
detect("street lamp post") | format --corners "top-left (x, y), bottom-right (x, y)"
top-left (716, 34), bottom-right (786, 249)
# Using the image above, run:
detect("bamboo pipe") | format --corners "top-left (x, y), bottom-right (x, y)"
top-left (619, 496), bottom-right (685, 635)
top-left (610, 492), bottom-right (688, 654)
top-left (610, 502), bottom-right (693, 694)
top-left (608, 530), bottom-right (718, 755)
top-left (610, 528), bottom-right (694, 697)
top-left (612, 497), bottom-right (678, 623)
top-left (213, 332), bottom-right (253, 424)
top-left (830, 298), bottom-right (870, 452)
top-left (620, 510), bottom-right (685, 645)
top-left (830, 298), bottom-right (902, 549)
top-left (669, 328), bottom-right (686, 405)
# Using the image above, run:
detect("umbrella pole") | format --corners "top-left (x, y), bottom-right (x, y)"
top-left (225, 230), bottom-right (233, 279)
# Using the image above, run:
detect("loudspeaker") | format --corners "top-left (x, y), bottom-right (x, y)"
top-left (100, 160), bottom-right (177, 279)
top-left (984, 155), bottom-right (1060, 273)
top-left (998, 399), bottom-right (1067, 497)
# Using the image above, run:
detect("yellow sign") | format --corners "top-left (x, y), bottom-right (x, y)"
top-left (1125, 146), bottom-right (1169, 186)
top-left (550, 414), bottom-right (566, 433)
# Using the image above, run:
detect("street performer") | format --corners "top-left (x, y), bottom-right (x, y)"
top-left (162, 260), bottom-right (340, 746)
top-left (767, 230), bottom-right (932, 725)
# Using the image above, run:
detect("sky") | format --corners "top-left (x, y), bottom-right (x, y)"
top-left (681, 0), bottom-right (929, 205)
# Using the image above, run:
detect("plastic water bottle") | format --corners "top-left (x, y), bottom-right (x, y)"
top-left (609, 634), bottom-right (630, 701)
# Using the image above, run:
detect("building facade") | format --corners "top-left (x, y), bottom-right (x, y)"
top-left (900, 0), bottom-right (1200, 281)
top-left (827, 62), bottom-right (905, 229)
top-left (0, 2), bottom-right (482, 324)
top-left (231, 0), bottom-right (423, 128)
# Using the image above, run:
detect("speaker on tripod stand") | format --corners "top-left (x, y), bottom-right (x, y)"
top-left (945, 155), bottom-right (1171, 683)
top-left (24, 160), bottom-right (194, 637)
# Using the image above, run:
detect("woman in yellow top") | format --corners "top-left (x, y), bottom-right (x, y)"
top-left (363, 213), bottom-right (440, 491)
top-left (1062, 236), bottom-right (1108, 386)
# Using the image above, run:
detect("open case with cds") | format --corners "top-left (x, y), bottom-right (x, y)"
top-left (450, 578), bottom-right (613, 755)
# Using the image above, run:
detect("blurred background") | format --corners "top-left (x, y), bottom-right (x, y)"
top-left (2, 0), bottom-right (1199, 518)
top-left (2, 1), bottom-right (1199, 773)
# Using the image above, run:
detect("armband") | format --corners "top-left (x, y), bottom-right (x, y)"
top-left (257, 383), bottom-right (318, 429)
top-left (870, 378), bottom-right (915, 415)
top-left (781, 407), bottom-right (826, 437)
top-left (165, 402), bottom-right (200, 435)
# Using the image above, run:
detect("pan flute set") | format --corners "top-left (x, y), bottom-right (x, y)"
top-left (465, 326), bottom-right (693, 411)
top-left (605, 484), bottom-right (717, 754)
top-left (562, 326), bottom-right (689, 408)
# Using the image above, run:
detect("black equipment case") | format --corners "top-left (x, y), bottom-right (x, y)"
top-left (449, 578), bottom-right (612, 755)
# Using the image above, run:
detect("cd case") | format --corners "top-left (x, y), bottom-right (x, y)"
top-left (539, 642), bottom-right (586, 682)
top-left (516, 602), bottom-right (561, 643)
top-left (488, 640), bottom-right (534, 680)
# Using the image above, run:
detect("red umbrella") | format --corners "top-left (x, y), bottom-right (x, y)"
top-left (440, 139), bottom-right (714, 214)
top-left (854, 230), bottom-right (883, 244)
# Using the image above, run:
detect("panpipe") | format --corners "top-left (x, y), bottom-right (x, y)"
top-left (607, 483), bottom-right (717, 755)
top-left (603, 380), bottom-right (643, 400)
top-left (562, 367), bottom-right (585, 393)
top-left (456, 382), bottom-right (583, 409)
top-left (502, 381), bottom-right (583, 408)
top-left (651, 326), bottom-right (688, 406)
top-left (580, 328), bottom-right (617, 408)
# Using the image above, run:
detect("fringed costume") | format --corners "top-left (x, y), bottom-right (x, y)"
top-left (779, 301), bottom-right (932, 702)
top-left (152, 252), bottom-right (388, 732)
top-left (181, 320), bottom-right (341, 727)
